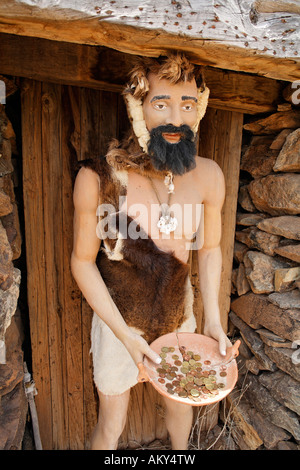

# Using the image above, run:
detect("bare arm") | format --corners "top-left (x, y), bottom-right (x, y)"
top-left (197, 160), bottom-right (232, 355)
top-left (71, 167), bottom-right (160, 366)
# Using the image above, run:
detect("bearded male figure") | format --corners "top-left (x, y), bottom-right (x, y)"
top-left (71, 53), bottom-right (232, 450)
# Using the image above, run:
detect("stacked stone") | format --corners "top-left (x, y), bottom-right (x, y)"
top-left (0, 78), bottom-right (27, 450)
top-left (228, 103), bottom-right (300, 450)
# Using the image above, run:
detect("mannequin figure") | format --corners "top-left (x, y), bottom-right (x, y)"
top-left (71, 53), bottom-right (232, 450)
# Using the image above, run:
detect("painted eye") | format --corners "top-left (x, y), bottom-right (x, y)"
top-left (154, 103), bottom-right (166, 110)
top-left (183, 104), bottom-right (193, 111)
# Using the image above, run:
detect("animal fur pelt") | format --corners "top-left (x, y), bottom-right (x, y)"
top-left (77, 154), bottom-right (192, 343)
top-left (105, 129), bottom-right (171, 180)
top-left (97, 212), bottom-right (190, 343)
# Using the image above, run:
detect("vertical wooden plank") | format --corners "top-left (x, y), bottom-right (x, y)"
top-left (80, 88), bottom-right (102, 160)
top-left (99, 91), bottom-right (118, 153)
top-left (141, 383), bottom-right (157, 446)
top-left (199, 108), bottom-right (243, 332)
top-left (21, 79), bottom-right (53, 449)
top-left (41, 82), bottom-right (67, 449)
top-left (61, 85), bottom-right (85, 449)
top-left (117, 93), bottom-right (130, 141)
top-left (154, 393), bottom-right (168, 443)
top-left (79, 88), bottom-right (121, 448)
top-left (82, 298), bottom-right (98, 449)
top-left (215, 111), bottom-right (243, 331)
top-left (79, 87), bottom-right (101, 449)
top-left (195, 108), bottom-right (243, 435)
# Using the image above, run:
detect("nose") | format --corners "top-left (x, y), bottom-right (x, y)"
top-left (166, 105), bottom-right (183, 128)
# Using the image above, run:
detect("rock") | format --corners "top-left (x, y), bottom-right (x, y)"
top-left (0, 220), bottom-right (13, 290)
top-left (197, 424), bottom-right (238, 450)
top-left (231, 268), bottom-right (237, 294)
top-left (243, 374), bottom-right (300, 441)
top-left (274, 266), bottom-right (300, 292)
top-left (236, 212), bottom-right (267, 226)
top-left (258, 370), bottom-right (300, 416)
top-left (229, 312), bottom-right (276, 372)
top-left (237, 336), bottom-right (253, 360)
top-left (233, 240), bottom-right (248, 263)
top-left (0, 312), bottom-right (24, 395)
top-left (236, 354), bottom-right (250, 377)
top-left (243, 110), bottom-right (300, 135)
top-left (0, 382), bottom-right (28, 450)
top-left (245, 357), bottom-right (264, 375)
top-left (283, 83), bottom-right (300, 106)
top-left (274, 244), bottom-right (300, 263)
top-left (243, 251), bottom-right (290, 294)
top-left (273, 128), bottom-right (300, 173)
top-left (268, 290), bottom-right (300, 309)
top-left (0, 312), bottom-right (27, 450)
top-left (264, 345), bottom-right (300, 382)
top-left (225, 394), bottom-right (264, 450)
top-left (236, 227), bottom-right (281, 256)
top-left (247, 407), bottom-right (291, 449)
top-left (1, 205), bottom-right (22, 261)
top-left (270, 129), bottom-right (294, 150)
top-left (236, 263), bottom-right (251, 296)
top-left (257, 328), bottom-right (293, 348)
top-left (0, 190), bottom-right (13, 217)
top-left (0, 268), bottom-right (21, 355)
top-left (238, 185), bottom-right (256, 212)
top-left (257, 215), bottom-right (300, 240)
top-left (277, 103), bottom-right (292, 112)
top-left (240, 135), bottom-right (278, 177)
top-left (230, 293), bottom-right (300, 342)
top-left (248, 174), bottom-right (300, 216)
top-left (277, 441), bottom-right (299, 450)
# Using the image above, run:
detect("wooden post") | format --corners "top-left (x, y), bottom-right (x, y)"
top-left (190, 108), bottom-right (243, 436)
top-left (22, 79), bottom-right (53, 449)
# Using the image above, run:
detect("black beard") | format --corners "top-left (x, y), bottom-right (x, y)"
top-left (147, 124), bottom-right (197, 175)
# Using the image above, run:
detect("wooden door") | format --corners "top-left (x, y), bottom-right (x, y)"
top-left (21, 79), bottom-right (242, 449)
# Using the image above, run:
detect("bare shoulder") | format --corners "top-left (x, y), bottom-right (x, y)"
top-left (73, 166), bottom-right (100, 213)
top-left (195, 156), bottom-right (223, 178)
top-left (194, 156), bottom-right (225, 205)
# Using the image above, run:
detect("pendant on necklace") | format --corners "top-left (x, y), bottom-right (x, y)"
top-left (157, 204), bottom-right (178, 235)
top-left (164, 172), bottom-right (175, 194)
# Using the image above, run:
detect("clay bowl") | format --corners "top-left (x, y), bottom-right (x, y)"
top-left (140, 332), bottom-right (240, 407)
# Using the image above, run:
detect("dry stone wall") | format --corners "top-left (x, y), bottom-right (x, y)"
top-left (228, 101), bottom-right (300, 450)
top-left (0, 78), bottom-right (27, 450)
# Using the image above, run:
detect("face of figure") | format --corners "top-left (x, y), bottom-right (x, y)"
top-left (142, 73), bottom-right (199, 175)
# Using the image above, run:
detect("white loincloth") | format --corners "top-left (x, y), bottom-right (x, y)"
top-left (90, 277), bottom-right (196, 396)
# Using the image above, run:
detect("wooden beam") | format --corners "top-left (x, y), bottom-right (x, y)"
top-left (0, 33), bottom-right (282, 114)
top-left (0, 0), bottom-right (299, 82)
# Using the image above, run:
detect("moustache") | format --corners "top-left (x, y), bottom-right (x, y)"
top-left (149, 124), bottom-right (195, 142)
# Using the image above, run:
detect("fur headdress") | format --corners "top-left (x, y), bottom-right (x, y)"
top-left (122, 53), bottom-right (210, 153)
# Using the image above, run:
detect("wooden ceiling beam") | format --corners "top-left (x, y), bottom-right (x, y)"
top-left (0, 33), bottom-right (283, 114)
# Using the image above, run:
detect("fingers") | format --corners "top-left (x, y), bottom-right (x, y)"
top-left (127, 333), bottom-right (161, 366)
top-left (143, 343), bottom-right (162, 365)
top-left (219, 333), bottom-right (232, 357)
top-left (218, 335), bottom-right (227, 357)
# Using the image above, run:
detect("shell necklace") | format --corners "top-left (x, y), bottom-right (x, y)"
top-left (148, 172), bottom-right (178, 235)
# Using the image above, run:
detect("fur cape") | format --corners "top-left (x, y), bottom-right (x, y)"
top-left (78, 149), bottom-right (194, 344)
